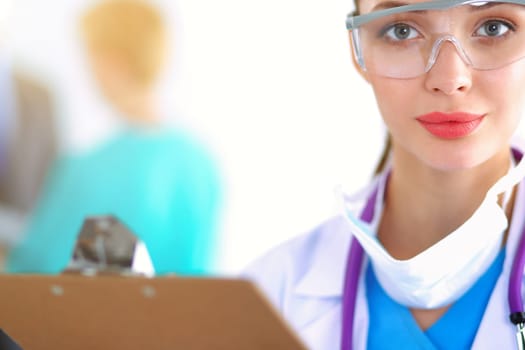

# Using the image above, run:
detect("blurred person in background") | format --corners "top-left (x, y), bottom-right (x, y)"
top-left (0, 0), bottom-right (57, 268)
top-left (6, 0), bottom-right (222, 275)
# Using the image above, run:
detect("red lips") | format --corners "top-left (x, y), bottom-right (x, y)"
top-left (416, 112), bottom-right (485, 139)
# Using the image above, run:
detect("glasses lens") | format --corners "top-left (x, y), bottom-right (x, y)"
top-left (353, 2), bottom-right (525, 78)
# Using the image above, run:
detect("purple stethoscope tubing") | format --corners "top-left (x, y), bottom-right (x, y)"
top-left (509, 224), bottom-right (525, 314)
top-left (341, 237), bottom-right (365, 350)
top-left (509, 148), bottom-right (525, 319)
top-left (341, 187), bottom-right (377, 350)
top-left (341, 149), bottom-right (525, 350)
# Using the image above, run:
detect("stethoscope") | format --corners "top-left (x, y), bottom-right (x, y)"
top-left (340, 149), bottom-right (525, 350)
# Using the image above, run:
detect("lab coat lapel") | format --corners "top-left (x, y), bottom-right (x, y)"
top-left (299, 304), bottom-right (341, 350)
top-left (471, 271), bottom-right (515, 350)
top-left (291, 217), bottom-right (349, 349)
top-left (353, 259), bottom-right (370, 350)
top-left (291, 216), bottom-right (370, 350)
top-left (293, 217), bottom-right (350, 298)
top-left (472, 179), bottom-right (525, 349)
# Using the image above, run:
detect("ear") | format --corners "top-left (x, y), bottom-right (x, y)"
top-left (349, 31), bottom-right (370, 83)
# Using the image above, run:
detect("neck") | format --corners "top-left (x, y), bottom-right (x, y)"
top-left (378, 145), bottom-right (512, 259)
top-left (115, 90), bottom-right (159, 126)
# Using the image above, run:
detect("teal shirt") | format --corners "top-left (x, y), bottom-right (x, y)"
top-left (7, 128), bottom-right (222, 275)
top-left (366, 249), bottom-right (506, 349)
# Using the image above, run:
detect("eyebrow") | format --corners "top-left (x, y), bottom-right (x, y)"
top-left (371, 1), bottom-right (410, 11)
top-left (467, 2), bottom-right (510, 10)
top-left (370, 0), bottom-right (514, 13)
top-left (370, 1), bottom-right (434, 15)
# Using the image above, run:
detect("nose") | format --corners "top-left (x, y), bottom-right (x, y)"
top-left (424, 39), bottom-right (472, 95)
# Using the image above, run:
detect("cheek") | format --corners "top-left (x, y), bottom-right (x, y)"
top-left (368, 76), bottom-right (420, 127)
top-left (481, 62), bottom-right (525, 129)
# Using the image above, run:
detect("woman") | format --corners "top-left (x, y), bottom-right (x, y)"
top-left (244, 0), bottom-right (525, 348)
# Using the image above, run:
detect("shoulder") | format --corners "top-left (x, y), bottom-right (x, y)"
top-left (142, 128), bottom-right (219, 169)
top-left (155, 127), bottom-right (209, 151)
top-left (242, 216), bottom-right (351, 310)
top-left (159, 128), bottom-right (222, 183)
top-left (242, 178), bottom-right (380, 313)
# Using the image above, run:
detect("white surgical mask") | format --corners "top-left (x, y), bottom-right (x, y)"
top-left (338, 151), bottom-right (525, 309)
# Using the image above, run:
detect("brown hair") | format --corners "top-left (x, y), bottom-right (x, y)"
top-left (373, 135), bottom-right (391, 175)
top-left (81, 0), bottom-right (167, 88)
top-left (352, 0), bottom-right (361, 15)
top-left (351, 0), bottom-right (391, 175)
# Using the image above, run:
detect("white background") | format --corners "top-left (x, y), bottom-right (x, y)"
top-left (7, 0), bottom-right (387, 274)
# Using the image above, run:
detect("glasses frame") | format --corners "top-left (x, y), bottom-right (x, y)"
top-left (346, 0), bottom-right (525, 76)
top-left (346, 0), bottom-right (525, 30)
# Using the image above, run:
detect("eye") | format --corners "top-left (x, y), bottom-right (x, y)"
top-left (475, 20), bottom-right (513, 37)
top-left (383, 23), bottom-right (420, 41)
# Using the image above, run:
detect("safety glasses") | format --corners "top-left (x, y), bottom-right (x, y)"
top-left (347, 0), bottom-right (525, 78)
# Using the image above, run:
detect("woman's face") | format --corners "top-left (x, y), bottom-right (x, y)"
top-left (353, 0), bottom-right (525, 171)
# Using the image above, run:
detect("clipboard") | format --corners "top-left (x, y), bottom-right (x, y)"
top-left (0, 274), bottom-right (307, 350)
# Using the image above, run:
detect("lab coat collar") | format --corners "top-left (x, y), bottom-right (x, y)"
top-left (290, 214), bottom-right (372, 350)
top-left (292, 178), bottom-right (381, 298)
top-left (293, 216), bottom-right (353, 297)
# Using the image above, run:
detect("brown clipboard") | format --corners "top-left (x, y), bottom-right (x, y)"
top-left (0, 274), bottom-right (307, 350)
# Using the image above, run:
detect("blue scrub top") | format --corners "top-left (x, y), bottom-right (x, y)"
top-left (366, 249), bottom-right (505, 349)
top-left (6, 127), bottom-right (222, 275)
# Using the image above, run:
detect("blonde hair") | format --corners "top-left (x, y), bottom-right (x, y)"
top-left (81, 0), bottom-right (166, 88)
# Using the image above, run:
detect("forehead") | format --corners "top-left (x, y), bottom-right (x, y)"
top-left (359, 0), bottom-right (438, 13)
top-left (354, 0), bottom-right (525, 23)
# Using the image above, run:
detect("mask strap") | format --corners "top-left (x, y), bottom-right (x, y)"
top-left (489, 149), bottom-right (525, 199)
top-left (500, 154), bottom-right (517, 211)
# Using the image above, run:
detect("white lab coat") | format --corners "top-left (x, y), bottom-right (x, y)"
top-left (244, 176), bottom-right (525, 350)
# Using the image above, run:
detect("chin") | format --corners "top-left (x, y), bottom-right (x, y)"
top-left (420, 141), bottom-right (508, 174)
